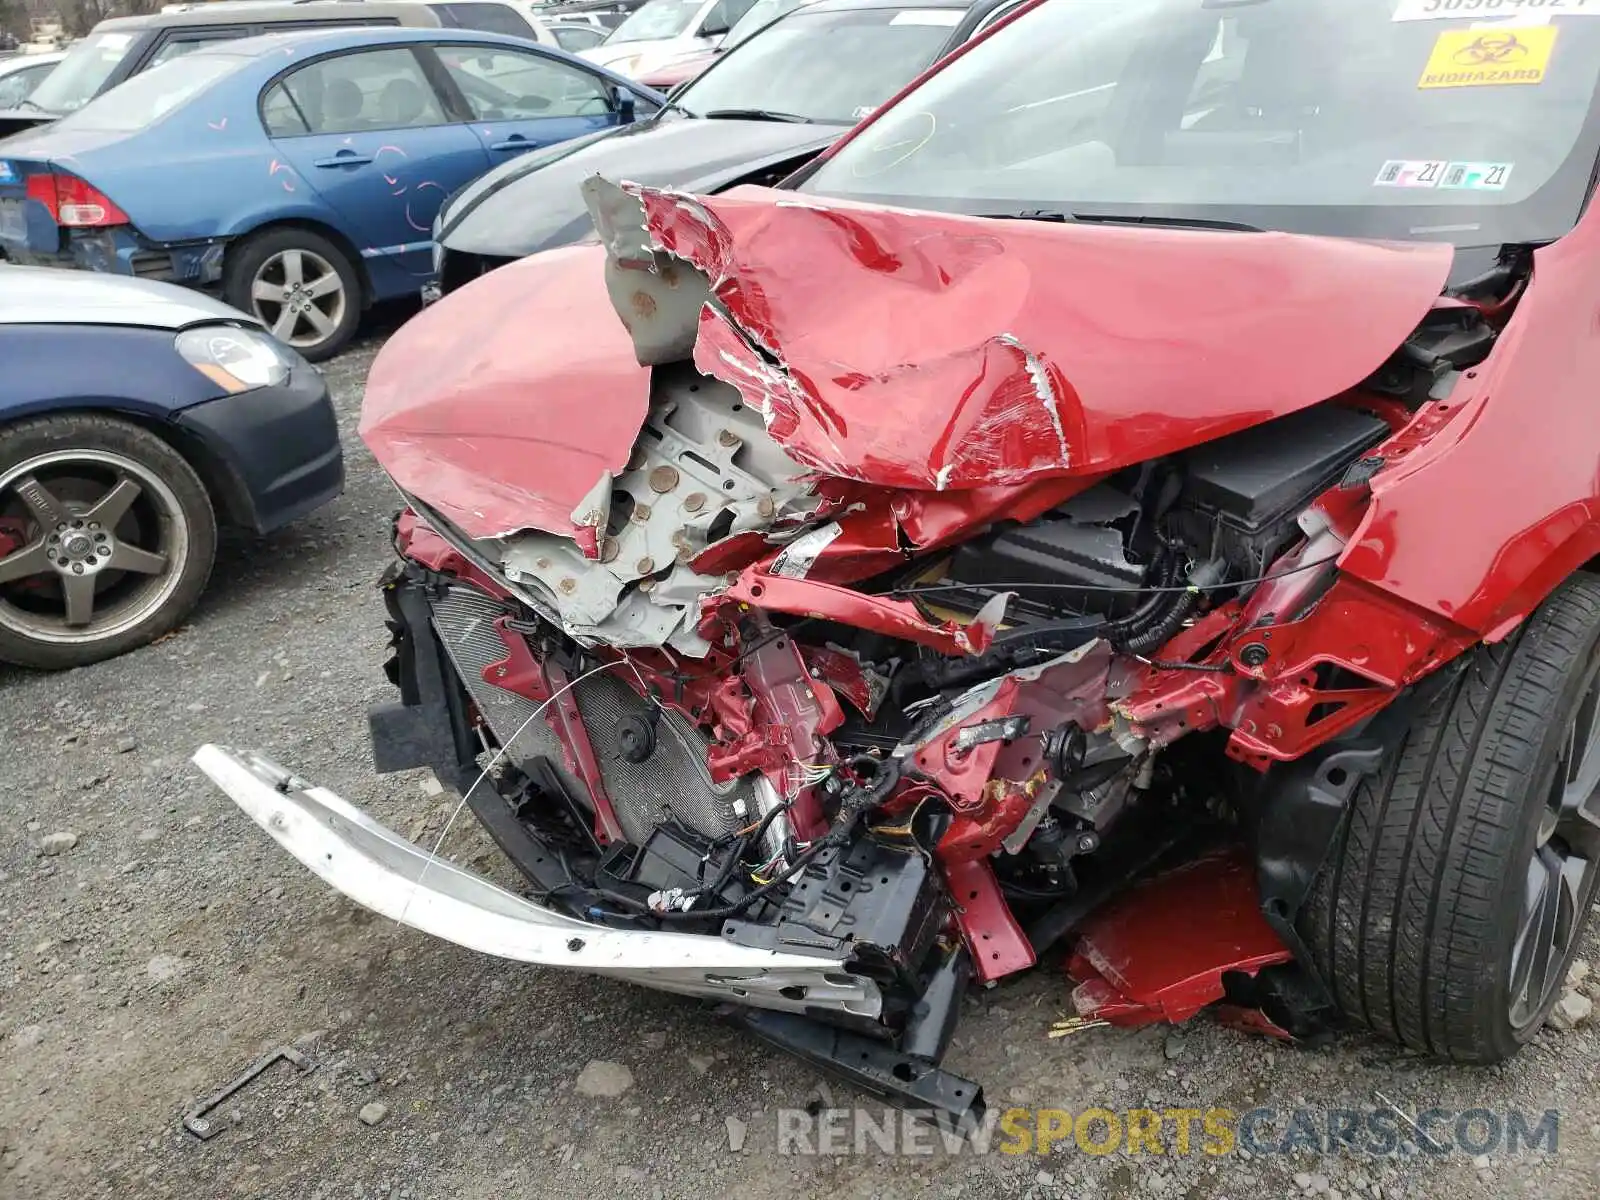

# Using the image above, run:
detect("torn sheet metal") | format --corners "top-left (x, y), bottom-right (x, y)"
top-left (1066, 850), bottom-right (1292, 1027)
top-left (194, 745), bottom-right (882, 1017)
top-left (583, 178), bottom-right (1454, 493)
top-left (490, 362), bottom-right (819, 651)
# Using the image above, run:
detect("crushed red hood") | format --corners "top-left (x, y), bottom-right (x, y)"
top-left (362, 183), bottom-right (1453, 541)
top-left (359, 244), bottom-right (651, 540)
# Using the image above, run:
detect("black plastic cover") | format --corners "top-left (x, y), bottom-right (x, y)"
top-left (947, 486), bottom-right (1145, 617)
top-left (1181, 406), bottom-right (1390, 534)
top-left (722, 835), bottom-right (943, 987)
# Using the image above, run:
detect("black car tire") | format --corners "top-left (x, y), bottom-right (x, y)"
top-left (225, 226), bottom-right (362, 363)
top-left (1300, 573), bottom-right (1600, 1062)
top-left (0, 414), bottom-right (217, 671)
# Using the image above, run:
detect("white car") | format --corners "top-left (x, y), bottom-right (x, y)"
top-left (0, 50), bottom-right (66, 110)
top-left (579, 0), bottom-right (759, 79)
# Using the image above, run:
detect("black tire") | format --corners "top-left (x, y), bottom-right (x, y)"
top-left (1300, 573), bottom-right (1600, 1062)
top-left (224, 226), bottom-right (362, 362)
top-left (0, 414), bottom-right (217, 671)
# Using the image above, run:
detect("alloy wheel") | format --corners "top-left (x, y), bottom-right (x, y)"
top-left (249, 247), bottom-right (346, 350)
top-left (1508, 659), bottom-right (1600, 1028)
top-left (0, 450), bottom-right (189, 646)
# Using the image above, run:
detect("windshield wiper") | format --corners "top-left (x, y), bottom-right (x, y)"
top-left (977, 210), bottom-right (1262, 232)
top-left (1069, 211), bottom-right (1262, 233)
top-left (701, 107), bottom-right (812, 123)
top-left (11, 98), bottom-right (51, 114)
top-left (978, 209), bottom-right (1072, 222)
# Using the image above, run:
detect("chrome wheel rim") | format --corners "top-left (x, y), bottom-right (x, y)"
top-left (250, 247), bottom-right (345, 350)
top-left (0, 450), bottom-right (189, 645)
top-left (1509, 660), bottom-right (1600, 1028)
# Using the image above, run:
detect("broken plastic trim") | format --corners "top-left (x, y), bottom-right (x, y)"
top-left (192, 745), bottom-right (883, 1018)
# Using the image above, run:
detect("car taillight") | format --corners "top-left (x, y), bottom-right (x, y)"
top-left (24, 172), bottom-right (128, 228)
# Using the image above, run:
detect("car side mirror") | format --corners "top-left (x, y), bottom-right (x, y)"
top-left (699, 22), bottom-right (729, 37)
top-left (613, 86), bottom-right (636, 124)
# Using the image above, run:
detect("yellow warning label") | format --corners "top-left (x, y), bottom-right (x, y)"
top-left (1419, 26), bottom-right (1558, 89)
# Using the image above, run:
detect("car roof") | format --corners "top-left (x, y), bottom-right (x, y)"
top-left (801, 0), bottom-right (986, 11)
top-left (183, 23), bottom-right (558, 58)
top-left (0, 50), bottom-right (64, 71)
top-left (97, 1), bottom-right (443, 33)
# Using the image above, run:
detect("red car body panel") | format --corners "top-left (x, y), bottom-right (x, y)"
top-left (1340, 214), bottom-right (1600, 636)
top-left (636, 49), bottom-right (716, 90)
top-left (360, 245), bottom-right (652, 541)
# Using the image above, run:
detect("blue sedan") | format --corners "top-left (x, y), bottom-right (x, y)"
top-left (0, 28), bottom-right (663, 359)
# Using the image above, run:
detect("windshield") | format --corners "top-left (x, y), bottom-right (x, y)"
top-left (26, 30), bottom-right (139, 113)
top-left (802, 0), bottom-right (1600, 248)
top-left (50, 53), bottom-right (242, 133)
top-left (605, 0), bottom-right (703, 43)
top-left (678, 6), bottom-right (957, 123)
top-left (722, 0), bottom-right (807, 49)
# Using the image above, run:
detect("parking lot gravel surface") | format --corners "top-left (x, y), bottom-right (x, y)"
top-left (3, 340), bottom-right (1599, 1200)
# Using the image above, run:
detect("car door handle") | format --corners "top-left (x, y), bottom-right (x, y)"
top-left (313, 152), bottom-right (373, 168)
top-left (490, 138), bottom-right (537, 151)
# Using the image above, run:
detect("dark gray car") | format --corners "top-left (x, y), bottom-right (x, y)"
top-left (431, 0), bottom-right (1025, 295)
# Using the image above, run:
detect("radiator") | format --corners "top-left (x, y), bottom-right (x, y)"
top-left (426, 585), bottom-right (753, 847)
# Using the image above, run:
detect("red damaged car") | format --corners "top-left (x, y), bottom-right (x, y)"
top-left (198, 0), bottom-right (1600, 1117)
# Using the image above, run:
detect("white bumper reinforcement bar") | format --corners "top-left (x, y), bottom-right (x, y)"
top-left (192, 745), bottom-right (883, 1019)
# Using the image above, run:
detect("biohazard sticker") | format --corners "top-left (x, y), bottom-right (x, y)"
top-left (1374, 159), bottom-right (1449, 187)
top-left (1439, 160), bottom-right (1514, 188)
top-left (1418, 25), bottom-right (1559, 87)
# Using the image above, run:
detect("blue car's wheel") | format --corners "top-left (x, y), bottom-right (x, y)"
top-left (225, 227), bottom-right (362, 362)
top-left (0, 414), bottom-right (217, 670)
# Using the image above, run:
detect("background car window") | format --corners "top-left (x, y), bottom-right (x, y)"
top-left (48, 52), bottom-right (244, 133)
top-left (274, 47), bottom-right (447, 135)
top-left (25, 30), bottom-right (137, 113)
top-left (721, 0), bottom-right (805, 51)
top-left (677, 6), bottom-right (957, 124)
top-left (430, 2), bottom-right (539, 38)
top-left (0, 61), bottom-right (54, 109)
top-left (436, 46), bottom-right (611, 120)
top-left (700, 0), bottom-right (757, 36)
top-left (604, 0), bottom-right (703, 45)
top-left (550, 24), bottom-right (607, 51)
top-left (146, 35), bottom-right (240, 70)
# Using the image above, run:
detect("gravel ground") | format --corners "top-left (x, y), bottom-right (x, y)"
top-left (3, 337), bottom-right (1599, 1200)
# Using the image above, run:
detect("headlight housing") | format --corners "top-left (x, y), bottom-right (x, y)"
top-left (176, 325), bottom-right (295, 393)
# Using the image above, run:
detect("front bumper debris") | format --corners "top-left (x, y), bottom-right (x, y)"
top-left (191, 744), bottom-right (883, 1019)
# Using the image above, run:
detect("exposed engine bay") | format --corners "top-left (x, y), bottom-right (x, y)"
top-left (198, 179), bottom-right (1562, 1118)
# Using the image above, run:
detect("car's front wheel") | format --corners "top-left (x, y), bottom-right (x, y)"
top-left (0, 414), bottom-right (217, 670)
top-left (225, 227), bottom-right (362, 363)
top-left (1300, 574), bottom-right (1600, 1061)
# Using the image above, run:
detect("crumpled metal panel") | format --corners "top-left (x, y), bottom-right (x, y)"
top-left (361, 180), bottom-right (1450, 545)
top-left (584, 179), bottom-right (1453, 493)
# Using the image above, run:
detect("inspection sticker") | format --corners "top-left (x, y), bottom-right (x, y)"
top-left (1439, 160), bottom-right (1515, 188)
top-left (1418, 25), bottom-right (1559, 87)
top-left (1395, 0), bottom-right (1600, 19)
top-left (1374, 159), bottom-right (1449, 186)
